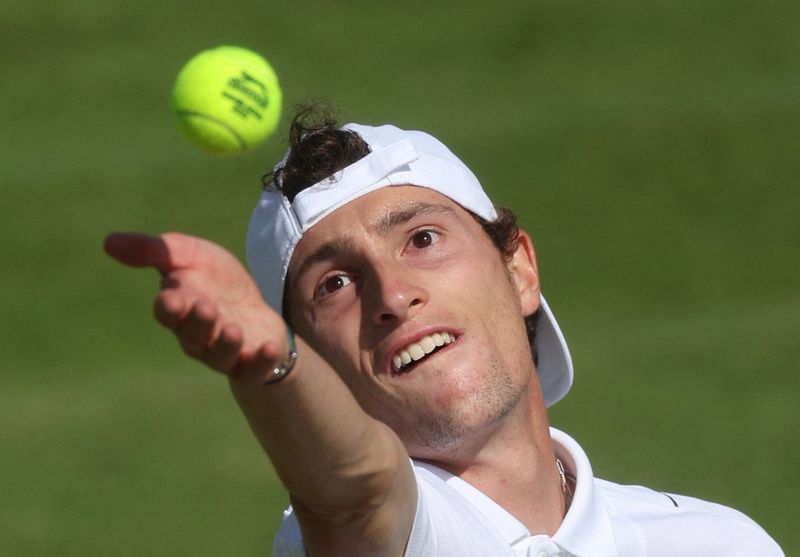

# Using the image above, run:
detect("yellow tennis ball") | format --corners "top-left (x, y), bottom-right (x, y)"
top-left (172, 45), bottom-right (282, 154)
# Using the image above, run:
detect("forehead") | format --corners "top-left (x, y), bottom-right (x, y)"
top-left (287, 185), bottom-right (475, 273)
top-left (305, 183), bottom-right (467, 235)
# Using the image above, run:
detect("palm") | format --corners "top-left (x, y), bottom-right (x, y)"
top-left (105, 232), bottom-right (286, 375)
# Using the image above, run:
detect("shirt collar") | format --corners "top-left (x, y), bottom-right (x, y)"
top-left (412, 427), bottom-right (618, 557)
top-left (550, 427), bottom-right (617, 557)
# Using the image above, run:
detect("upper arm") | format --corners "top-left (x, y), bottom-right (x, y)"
top-left (291, 423), bottom-right (418, 557)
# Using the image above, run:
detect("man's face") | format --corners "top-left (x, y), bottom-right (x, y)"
top-left (286, 185), bottom-right (540, 459)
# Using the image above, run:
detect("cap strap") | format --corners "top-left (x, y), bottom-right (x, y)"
top-left (291, 139), bottom-right (418, 229)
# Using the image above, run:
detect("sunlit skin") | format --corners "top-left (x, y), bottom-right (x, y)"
top-left (285, 185), bottom-right (551, 467)
top-left (103, 184), bottom-right (568, 547)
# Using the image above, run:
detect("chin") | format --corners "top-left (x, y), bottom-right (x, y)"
top-left (405, 371), bottom-right (523, 456)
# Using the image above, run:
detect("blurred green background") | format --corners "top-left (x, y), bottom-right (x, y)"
top-left (1, 0), bottom-right (798, 554)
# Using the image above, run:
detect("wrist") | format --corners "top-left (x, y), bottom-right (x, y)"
top-left (262, 325), bottom-right (298, 385)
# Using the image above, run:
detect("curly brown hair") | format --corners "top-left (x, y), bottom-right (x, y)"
top-left (265, 106), bottom-right (539, 364)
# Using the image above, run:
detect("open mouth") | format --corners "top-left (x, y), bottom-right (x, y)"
top-left (391, 331), bottom-right (456, 373)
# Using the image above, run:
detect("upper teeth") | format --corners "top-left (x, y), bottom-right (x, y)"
top-left (392, 332), bottom-right (455, 372)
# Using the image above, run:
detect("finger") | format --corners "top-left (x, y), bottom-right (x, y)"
top-left (104, 232), bottom-right (203, 274)
top-left (236, 338), bottom-right (286, 382)
top-left (204, 323), bottom-right (245, 374)
top-left (175, 299), bottom-right (219, 359)
top-left (154, 288), bottom-right (188, 330)
top-left (105, 232), bottom-right (171, 270)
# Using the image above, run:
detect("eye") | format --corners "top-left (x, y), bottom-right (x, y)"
top-left (410, 229), bottom-right (439, 249)
top-left (317, 274), bottom-right (353, 297)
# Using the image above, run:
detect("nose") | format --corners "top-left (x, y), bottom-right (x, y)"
top-left (366, 261), bottom-right (427, 326)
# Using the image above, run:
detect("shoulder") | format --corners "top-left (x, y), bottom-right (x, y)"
top-left (596, 479), bottom-right (785, 556)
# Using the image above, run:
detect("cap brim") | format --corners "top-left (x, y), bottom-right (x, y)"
top-left (535, 295), bottom-right (573, 407)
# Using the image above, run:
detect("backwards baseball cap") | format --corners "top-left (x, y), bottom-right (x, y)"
top-left (246, 123), bottom-right (574, 406)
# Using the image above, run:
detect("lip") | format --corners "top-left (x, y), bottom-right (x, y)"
top-left (382, 326), bottom-right (461, 376)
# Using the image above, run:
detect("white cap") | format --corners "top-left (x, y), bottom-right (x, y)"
top-left (246, 123), bottom-right (573, 406)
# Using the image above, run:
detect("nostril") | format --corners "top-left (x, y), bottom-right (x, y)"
top-left (379, 312), bottom-right (395, 323)
top-left (371, 288), bottom-right (426, 325)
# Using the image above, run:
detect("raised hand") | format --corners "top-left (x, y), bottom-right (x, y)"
top-left (104, 232), bottom-right (287, 379)
top-left (105, 231), bottom-right (417, 556)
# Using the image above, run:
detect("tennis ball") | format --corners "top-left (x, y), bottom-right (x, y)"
top-left (172, 45), bottom-right (282, 154)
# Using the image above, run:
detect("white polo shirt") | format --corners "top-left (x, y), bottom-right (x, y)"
top-left (272, 428), bottom-right (784, 556)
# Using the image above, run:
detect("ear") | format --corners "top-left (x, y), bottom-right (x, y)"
top-left (507, 230), bottom-right (541, 317)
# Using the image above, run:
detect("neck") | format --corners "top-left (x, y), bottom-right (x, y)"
top-left (419, 387), bottom-right (566, 536)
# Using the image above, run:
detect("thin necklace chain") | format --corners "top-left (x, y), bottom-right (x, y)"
top-left (555, 458), bottom-right (573, 516)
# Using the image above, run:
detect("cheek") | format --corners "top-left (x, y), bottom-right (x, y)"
top-left (309, 325), bottom-right (353, 368)
top-left (296, 306), bottom-right (368, 381)
top-left (443, 254), bottom-right (519, 316)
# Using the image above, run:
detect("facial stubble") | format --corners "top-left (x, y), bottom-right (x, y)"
top-left (408, 359), bottom-right (525, 454)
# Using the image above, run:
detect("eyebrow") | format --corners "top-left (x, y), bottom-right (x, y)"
top-left (291, 236), bottom-right (357, 290)
top-left (290, 201), bottom-right (457, 288)
top-left (373, 201), bottom-right (456, 236)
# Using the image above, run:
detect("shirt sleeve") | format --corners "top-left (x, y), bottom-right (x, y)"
top-left (271, 506), bottom-right (307, 557)
top-left (664, 491), bottom-right (786, 557)
top-left (403, 479), bottom-right (436, 556)
top-left (598, 479), bottom-right (785, 557)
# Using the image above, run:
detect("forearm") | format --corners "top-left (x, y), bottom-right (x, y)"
top-left (229, 335), bottom-right (405, 517)
top-left (104, 232), bottom-right (414, 551)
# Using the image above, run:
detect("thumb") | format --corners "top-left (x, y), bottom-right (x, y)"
top-left (104, 232), bottom-right (200, 273)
